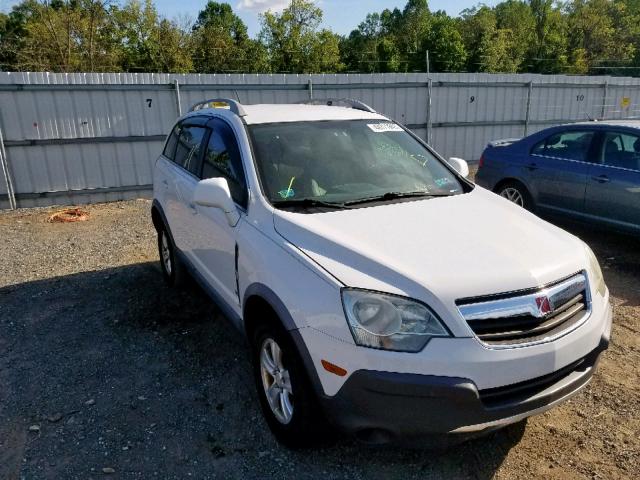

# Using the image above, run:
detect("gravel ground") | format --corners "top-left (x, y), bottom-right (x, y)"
top-left (0, 198), bottom-right (638, 480)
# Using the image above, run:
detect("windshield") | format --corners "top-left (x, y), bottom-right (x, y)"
top-left (249, 120), bottom-right (464, 208)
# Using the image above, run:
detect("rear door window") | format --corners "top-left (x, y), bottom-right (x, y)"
top-left (600, 131), bottom-right (640, 171)
top-left (532, 130), bottom-right (595, 162)
top-left (174, 125), bottom-right (207, 175)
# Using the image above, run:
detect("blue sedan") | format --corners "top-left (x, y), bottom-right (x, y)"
top-left (475, 121), bottom-right (640, 234)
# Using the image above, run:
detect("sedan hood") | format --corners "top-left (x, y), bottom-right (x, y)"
top-left (273, 187), bottom-right (588, 308)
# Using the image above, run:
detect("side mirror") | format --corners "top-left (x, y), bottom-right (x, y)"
top-left (193, 177), bottom-right (240, 227)
top-left (448, 157), bottom-right (469, 178)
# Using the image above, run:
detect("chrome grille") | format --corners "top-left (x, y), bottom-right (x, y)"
top-left (457, 273), bottom-right (590, 347)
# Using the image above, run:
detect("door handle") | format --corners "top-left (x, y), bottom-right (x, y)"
top-left (592, 175), bottom-right (610, 183)
top-left (162, 180), bottom-right (169, 187)
top-left (526, 162), bottom-right (538, 171)
top-left (188, 202), bottom-right (198, 214)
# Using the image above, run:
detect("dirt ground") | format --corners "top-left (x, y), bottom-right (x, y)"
top-left (0, 198), bottom-right (638, 480)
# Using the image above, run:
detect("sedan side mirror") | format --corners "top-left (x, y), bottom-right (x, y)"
top-left (448, 157), bottom-right (469, 178)
top-left (193, 177), bottom-right (240, 227)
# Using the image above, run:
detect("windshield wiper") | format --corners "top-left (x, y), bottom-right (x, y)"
top-left (343, 191), bottom-right (451, 206)
top-left (272, 198), bottom-right (351, 210)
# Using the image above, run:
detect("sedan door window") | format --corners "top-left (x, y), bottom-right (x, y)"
top-left (600, 131), bottom-right (640, 171)
top-left (532, 131), bottom-right (595, 162)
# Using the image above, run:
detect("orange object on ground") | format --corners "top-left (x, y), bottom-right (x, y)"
top-left (47, 208), bottom-right (90, 223)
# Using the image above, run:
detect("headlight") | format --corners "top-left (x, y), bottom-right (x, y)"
top-left (585, 245), bottom-right (607, 297)
top-left (341, 289), bottom-right (450, 352)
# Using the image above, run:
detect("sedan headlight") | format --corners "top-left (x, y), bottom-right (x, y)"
top-left (585, 245), bottom-right (607, 297)
top-left (341, 289), bottom-right (450, 352)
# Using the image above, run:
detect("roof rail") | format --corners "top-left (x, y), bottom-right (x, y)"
top-left (299, 98), bottom-right (376, 114)
top-left (189, 98), bottom-right (247, 117)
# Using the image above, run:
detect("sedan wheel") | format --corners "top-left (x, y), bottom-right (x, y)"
top-left (500, 186), bottom-right (525, 207)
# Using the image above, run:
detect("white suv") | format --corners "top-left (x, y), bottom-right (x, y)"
top-left (151, 98), bottom-right (611, 447)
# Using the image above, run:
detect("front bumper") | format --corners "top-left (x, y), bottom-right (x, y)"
top-left (318, 334), bottom-right (609, 444)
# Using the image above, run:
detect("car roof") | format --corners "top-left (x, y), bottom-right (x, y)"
top-left (571, 119), bottom-right (640, 129)
top-left (186, 103), bottom-right (386, 125)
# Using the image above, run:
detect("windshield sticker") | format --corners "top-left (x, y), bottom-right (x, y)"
top-left (278, 188), bottom-right (295, 199)
top-left (367, 122), bottom-right (403, 133)
top-left (278, 177), bottom-right (296, 199)
top-left (434, 177), bottom-right (454, 187)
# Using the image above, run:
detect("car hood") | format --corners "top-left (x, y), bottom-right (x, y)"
top-left (272, 187), bottom-right (588, 323)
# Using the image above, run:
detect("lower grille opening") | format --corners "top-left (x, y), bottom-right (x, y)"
top-left (479, 357), bottom-right (589, 409)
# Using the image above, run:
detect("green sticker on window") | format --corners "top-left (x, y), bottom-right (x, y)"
top-left (278, 188), bottom-right (295, 199)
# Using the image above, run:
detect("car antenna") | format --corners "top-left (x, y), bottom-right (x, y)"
top-left (583, 111), bottom-right (596, 122)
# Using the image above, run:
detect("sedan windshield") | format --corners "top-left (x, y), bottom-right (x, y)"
top-left (249, 120), bottom-right (464, 208)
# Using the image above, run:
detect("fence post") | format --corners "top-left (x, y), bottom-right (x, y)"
top-left (601, 81), bottom-right (608, 119)
top-left (524, 81), bottom-right (533, 137)
top-left (427, 78), bottom-right (433, 145)
top-left (308, 78), bottom-right (313, 100)
top-left (174, 79), bottom-right (182, 116)
top-left (0, 120), bottom-right (16, 210)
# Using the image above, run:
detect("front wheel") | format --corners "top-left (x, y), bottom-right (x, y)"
top-left (157, 227), bottom-right (186, 287)
top-left (497, 182), bottom-right (533, 211)
top-left (251, 321), bottom-right (331, 448)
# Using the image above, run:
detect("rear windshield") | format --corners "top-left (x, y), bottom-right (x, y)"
top-left (248, 120), bottom-right (463, 205)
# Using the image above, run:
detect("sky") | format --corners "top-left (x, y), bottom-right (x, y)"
top-left (0, 0), bottom-right (497, 37)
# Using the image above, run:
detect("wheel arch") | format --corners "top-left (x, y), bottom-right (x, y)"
top-left (493, 177), bottom-right (530, 195)
top-left (243, 283), bottom-right (325, 397)
top-left (243, 283), bottom-right (298, 339)
top-left (151, 199), bottom-right (168, 233)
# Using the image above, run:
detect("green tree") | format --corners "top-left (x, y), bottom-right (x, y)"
top-left (398, 0), bottom-right (431, 70)
top-left (259, 0), bottom-right (342, 73)
top-left (13, 0), bottom-right (121, 72)
top-left (376, 36), bottom-right (402, 72)
top-left (528, 0), bottom-right (569, 73)
top-left (343, 1), bottom-right (437, 73)
top-left (192, 2), bottom-right (264, 72)
top-left (424, 13), bottom-right (466, 72)
top-left (566, 0), bottom-right (635, 74)
top-left (479, 28), bottom-right (521, 72)
top-left (0, 13), bottom-right (8, 69)
top-left (495, 0), bottom-right (535, 71)
top-left (341, 13), bottom-right (402, 73)
top-left (459, 6), bottom-right (496, 71)
top-left (0, 7), bottom-right (29, 70)
top-left (113, 0), bottom-right (192, 72)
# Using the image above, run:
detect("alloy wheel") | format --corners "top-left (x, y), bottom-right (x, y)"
top-left (500, 187), bottom-right (525, 207)
top-left (260, 338), bottom-right (294, 424)
top-left (161, 231), bottom-right (172, 275)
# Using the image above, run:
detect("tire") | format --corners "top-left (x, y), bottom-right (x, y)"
top-left (251, 320), bottom-right (331, 448)
top-left (157, 226), bottom-right (186, 287)
top-left (496, 181), bottom-right (533, 211)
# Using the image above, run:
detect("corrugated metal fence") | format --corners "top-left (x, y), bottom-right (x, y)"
top-left (2, 71), bottom-right (640, 209)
